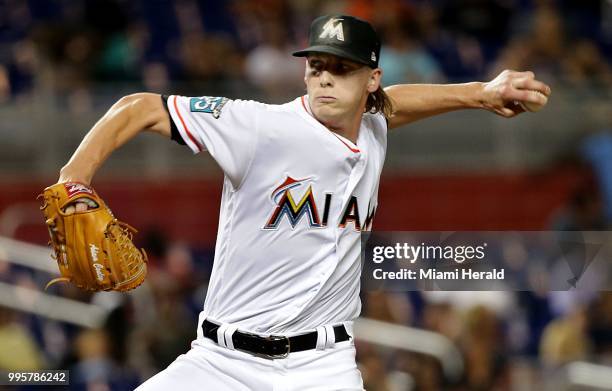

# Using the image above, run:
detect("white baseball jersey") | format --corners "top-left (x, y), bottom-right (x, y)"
top-left (165, 94), bottom-right (387, 334)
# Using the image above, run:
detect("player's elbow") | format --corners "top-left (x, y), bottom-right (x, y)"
top-left (115, 93), bottom-right (170, 137)
top-left (116, 93), bottom-right (161, 124)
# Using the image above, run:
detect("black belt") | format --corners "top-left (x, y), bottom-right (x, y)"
top-left (202, 319), bottom-right (350, 359)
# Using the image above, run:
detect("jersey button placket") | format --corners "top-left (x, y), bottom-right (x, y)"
top-left (338, 152), bottom-right (367, 224)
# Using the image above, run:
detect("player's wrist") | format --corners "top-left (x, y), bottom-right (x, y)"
top-left (466, 81), bottom-right (488, 110)
top-left (58, 165), bottom-right (92, 186)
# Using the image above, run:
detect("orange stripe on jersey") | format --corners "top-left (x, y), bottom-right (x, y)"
top-left (301, 95), bottom-right (361, 154)
top-left (173, 96), bottom-right (203, 151)
top-left (301, 95), bottom-right (309, 113)
top-left (332, 133), bottom-right (360, 153)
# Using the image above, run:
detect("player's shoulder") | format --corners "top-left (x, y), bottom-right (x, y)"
top-left (184, 96), bottom-right (295, 124)
top-left (358, 112), bottom-right (388, 151)
top-left (258, 96), bottom-right (306, 114)
top-left (231, 96), bottom-right (308, 123)
top-left (362, 111), bottom-right (388, 141)
top-left (170, 95), bottom-right (265, 116)
top-left (233, 95), bottom-right (355, 119)
top-left (217, 97), bottom-right (308, 132)
top-left (216, 96), bottom-right (303, 115)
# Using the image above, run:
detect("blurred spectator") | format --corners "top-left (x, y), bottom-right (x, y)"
top-left (95, 24), bottom-right (148, 82)
top-left (245, 20), bottom-right (304, 99)
top-left (588, 293), bottom-right (612, 355)
top-left (563, 39), bottom-right (612, 90)
top-left (128, 248), bottom-right (197, 379)
top-left (362, 291), bottom-right (412, 325)
top-left (540, 308), bottom-right (590, 366)
top-left (71, 328), bottom-right (139, 390)
top-left (179, 33), bottom-right (242, 83)
top-left (421, 301), bottom-right (462, 341)
top-left (438, 0), bottom-right (513, 61)
top-left (491, 2), bottom-right (565, 82)
top-left (551, 178), bottom-right (607, 231)
top-left (142, 62), bottom-right (170, 92)
top-left (0, 307), bottom-right (45, 370)
top-left (164, 243), bottom-right (197, 291)
top-left (396, 352), bottom-right (443, 390)
top-left (460, 306), bottom-right (509, 390)
top-left (379, 20), bottom-right (444, 85)
top-left (0, 65), bottom-right (9, 103)
top-left (0, 0), bottom-right (608, 103)
top-left (359, 345), bottom-right (393, 391)
top-left (580, 131), bottom-right (612, 224)
top-left (4, 39), bottom-right (38, 102)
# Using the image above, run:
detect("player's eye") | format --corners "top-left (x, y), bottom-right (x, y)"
top-left (309, 62), bottom-right (323, 76)
top-left (328, 64), bottom-right (343, 74)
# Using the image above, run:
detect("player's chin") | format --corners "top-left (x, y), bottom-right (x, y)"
top-left (313, 103), bottom-right (341, 118)
top-left (313, 109), bottom-right (341, 125)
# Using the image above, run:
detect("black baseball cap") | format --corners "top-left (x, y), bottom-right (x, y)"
top-left (293, 15), bottom-right (381, 68)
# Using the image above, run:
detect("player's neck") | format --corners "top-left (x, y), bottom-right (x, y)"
top-left (324, 114), bottom-right (362, 144)
top-left (304, 95), bottom-right (365, 144)
top-left (319, 103), bottom-right (365, 144)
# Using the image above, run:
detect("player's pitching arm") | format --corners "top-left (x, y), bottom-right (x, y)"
top-left (384, 70), bottom-right (551, 130)
top-left (59, 93), bottom-right (170, 186)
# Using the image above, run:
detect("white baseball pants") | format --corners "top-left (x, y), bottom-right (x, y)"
top-left (135, 319), bottom-right (364, 391)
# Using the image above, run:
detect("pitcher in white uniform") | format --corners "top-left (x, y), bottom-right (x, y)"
top-left (58, 14), bottom-right (550, 391)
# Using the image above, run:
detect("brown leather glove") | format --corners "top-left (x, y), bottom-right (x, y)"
top-left (39, 182), bottom-right (147, 291)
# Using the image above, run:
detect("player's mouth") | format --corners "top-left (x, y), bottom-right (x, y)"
top-left (316, 96), bottom-right (336, 103)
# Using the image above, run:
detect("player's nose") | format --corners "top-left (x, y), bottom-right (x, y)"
top-left (319, 70), bottom-right (333, 87)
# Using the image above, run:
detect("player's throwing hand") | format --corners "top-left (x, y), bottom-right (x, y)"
top-left (482, 69), bottom-right (551, 117)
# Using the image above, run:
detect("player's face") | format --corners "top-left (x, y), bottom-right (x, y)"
top-left (304, 53), bottom-right (381, 127)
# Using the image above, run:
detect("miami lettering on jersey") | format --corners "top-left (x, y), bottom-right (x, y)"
top-left (264, 176), bottom-right (376, 231)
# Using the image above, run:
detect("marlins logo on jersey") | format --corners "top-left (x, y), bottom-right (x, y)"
top-left (264, 176), bottom-right (322, 229)
top-left (264, 175), bottom-right (377, 231)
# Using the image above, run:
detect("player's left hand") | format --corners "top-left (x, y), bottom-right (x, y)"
top-left (482, 70), bottom-right (551, 117)
top-left (40, 182), bottom-right (148, 292)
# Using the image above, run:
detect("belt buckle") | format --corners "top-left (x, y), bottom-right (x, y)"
top-left (259, 334), bottom-right (290, 359)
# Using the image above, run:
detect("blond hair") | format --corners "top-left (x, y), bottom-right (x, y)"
top-left (365, 86), bottom-right (394, 119)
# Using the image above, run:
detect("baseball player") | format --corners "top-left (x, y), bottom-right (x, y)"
top-left (58, 15), bottom-right (550, 390)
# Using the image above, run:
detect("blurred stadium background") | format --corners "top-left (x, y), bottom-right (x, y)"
top-left (1, 0), bottom-right (612, 390)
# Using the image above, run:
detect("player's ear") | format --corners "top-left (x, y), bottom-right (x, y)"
top-left (367, 68), bottom-right (382, 93)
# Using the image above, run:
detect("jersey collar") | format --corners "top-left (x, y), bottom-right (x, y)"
top-left (298, 95), bottom-right (361, 154)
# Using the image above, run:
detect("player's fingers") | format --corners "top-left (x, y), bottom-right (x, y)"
top-left (495, 104), bottom-right (516, 118)
top-left (512, 78), bottom-right (551, 96)
top-left (528, 90), bottom-right (548, 106)
top-left (499, 101), bottom-right (523, 118)
top-left (516, 70), bottom-right (535, 79)
top-left (63, 203), bottom-right (84, 214)
top-left (63, 198), bottom-right (97, 214)
top-left (504, 87), bottom-right (545, 105)
top-left (515, 90), bottom-right (548, 107)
